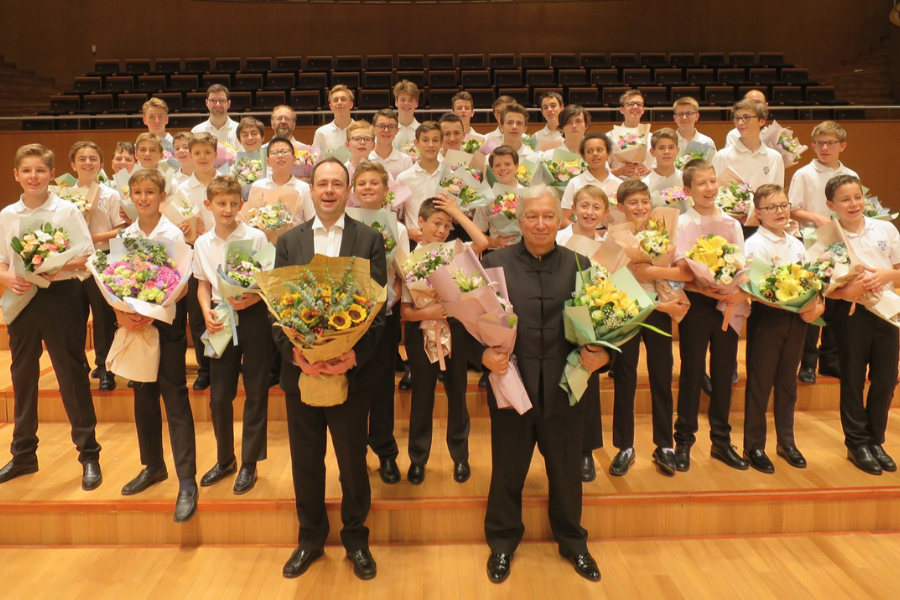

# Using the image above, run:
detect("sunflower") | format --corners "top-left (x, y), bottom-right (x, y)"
top-left (279, 308), bottom-right (293, 320)
top-left (347, 304), bottom-right (367, 324)
top-left (300, 307), bottom-right (317, 324)
top-left (328, 311), bottom-right (351, 330)
top-left (353, 293), bottom-right (368, 304)
top-left (320, 285), bottom-right (332, 299)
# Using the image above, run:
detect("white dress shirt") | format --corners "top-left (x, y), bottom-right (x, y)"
top-left (788, 160), bottom-right (858, 220)
top-left (193, 222), bottom-right (268, 303)
top-left (313, 121), bottom-right (353, 153)
top-left (712, 138), bottom-right (785, 189)
top-left (191, 117), bottom-right (242, 151)
top-left (561, 169), bottom-right (624, 209)
top-left (312, 213), bottom-right (346, 257)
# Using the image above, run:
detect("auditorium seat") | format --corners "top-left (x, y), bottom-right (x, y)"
top-left (558, 69), bottom-right (588, 87)
top-left (717, 68), bottom-right (748, 85)
top-left (106, 76), bottom-right (135, 93)
top-left (229, 92), bottom-right (252, 112)
top-left (50, 95), bottom-right (80, 114)
top-left (686, 69), bottom-right (716, 86)
top-left (297, 73), bottom-right (327, 90)
top-left (155, 59), bottom-right (181, 75)
top-left (498, 88), bottom-right (530, 106)
top-left (364, 72), bottom-right (393, 88)
top-left (365, 55), bottom-right (393, 72)
top-left (602, 86), bottom-right (630, 106)
top-left (670, 86), bottom-right (701, 101)
top-left (81, 94), bottom-right (114, 113)
top-left (184, 92), bottom-right (207, 112)
top-left (590, 69), bottom-right (620, 86)
top-left (92, 116), bottom-right (123, 129)
top-left (233, 73), bottom-right (263, 92)
top-left (781, 68), bottom-right (809, 85)
top-left (331, 72), bottom-right (360, 89)
top-left (115, 93), bottom-right (148, 114)
top-left (461, 70), bottom-right (491, 89)
top-left (521, 54), bottom-right (548, 70)
top-left (290, 90), bottom-right (320, 111)
top-left (639, 87), bottom-right (668, 107)
top-left (244, 58), bottom-right (271, 73)
top-left (772, 86), bottom-right (803, 105)
top-left (758, 52), bottom-right (786, 66)
top-left (525, 69), bottom-right (556, 88)
top-left (169, 75), bottom-right (198, 93)
top-left (640, 53), bottom-right (668, 69)
top-left (156, 93), bottom-right (183, 113)
top-left (623, 69), bottom-right (654, 86)
top-left (428, 55), bottom-right (455, 71)
top-left (214, 58), bottom-right (241, 74)
top-left (358, 89), bottom-right (390, 109)
top-left (568, 87), bottom-right (599, 107)
top-left (136, 75), bottom-right (166, 93)
top-left (398, 55), bottom-right (425, 71)
top-left (124, 59), bottom-right (151, 76)
top-left (749, 68), bottom-right (779, 85)
top-left (729, 52), bottom-right (756, 67)
top-left (275, 56), bottom-right (303, 72)
top-left (494, 69), bottom-right (523, 87)
top-left (580, 53), bottom-right (608, 69)
top-left (428, 89), bottom-right (457, 109)
top-left (610, 53), bottom-right (640, 69)
top-left (183, 59), bottom-right (210, 75)
top-left (254, 91), bottom-right (285, 110)
top-left (699, 52), bottom-right (726, 67)
top-left (73, 77), bottom-right (103, 93)
top-left (397, 71), bottom-right (425, 88)
top-left (705, 86), bottom-right (736, 105)
top-left (266, 72), bottom-right (295, 90)
top-left (429, 71), bottom-right (459, 89)
top-left (489, 54), bottom-right (516, 70)
top-left (468, 89), bottom-right (495, 108)
top-left (458, 54), bottom-right (485, 70)
top-left (669, 53), bottom-right (697, 68)
top-left (336, 55), bottom-right (362, 72)
top-left (551, 53), bottom-right (579, 69)
top-left (655, 68), bottom-right (685, 86)
top-left (305, 56), bottom-right (333, 72)
top-left (806, 86), bottom-right (836, 104)
top-left (202, 74), bottom-right (231, 89)
top-left (93, 60), bottom-right (120, 76)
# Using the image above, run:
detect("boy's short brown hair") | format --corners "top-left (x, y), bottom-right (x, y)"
top-left (540, 91), bottom-right (563, 106)
top-left (752, 183), bottom-right (786, 209)
top-left (492, 95), bottom-right (516, 109)
top-left (373, 108), bottom-right (399, 125)
top-left (128, 168), bottom-right (166, 193)
top-left (135, 132), bottom-right (164, 152)
top-left (393, 80), bottom-right (420, 100)
top-left (189, 132), bottom-right (218, 152)
top-left (825, 174), bottom-right (862, 202)
top-left (418, 197), bottom-right (450, 222)
top-left (115, 141), bottom-right (135, 157)
top-left (206, 84), bottom-right (230, 99)
top-left (68, 140), bottom-right (103, 165)
top-left (328, 84), bottom-right (355, 103)
top-left (347, 120), bottom-right (374, 137)
top-left (619, 89), bottom-right (645, 105)
top-left (352, 160), bottom-right (389, 187)
top-left (616, 179), bottom-right (651, 204)
top-left (811, 120), bottom-right (847, 143)
top-left (489, 145), bottom-right (520, 167)
top-left (237, 116), bottom-right (265, 138)
top-left (650, 128), bottom-right (678, 149)
top-left (733, 98), bottom-right (768, 121)
top-left (673, 96), bottom-right (700, 111)
top-left (682, 159), bottom-right (715, 188)
top-left (452, 91), bottom-right (474, 108)
top-left (557, 105), bottom-right (592, 136)
top-left (501, 103), bottom-right (529, 125)
top-left (573, 184), bottom-right (609, 211)
top-left (206, 175), bottom-right (243, 201)
top-left (15, 143), bottom-right (53, 170)
top-left (141, 97), bottom-right (169, 115)
top-left (415, 121), bottom-right (442, 140)
top-left (172, 132), bottom-right (192, 145)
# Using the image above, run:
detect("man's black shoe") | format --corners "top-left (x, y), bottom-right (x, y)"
top-left (710, 444), bottom-right (749, 470)
top-left (283, 547), bottom-right (324, 578)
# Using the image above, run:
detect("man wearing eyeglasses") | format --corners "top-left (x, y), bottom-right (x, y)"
top-left (191, 84), bottom-right (242, 151)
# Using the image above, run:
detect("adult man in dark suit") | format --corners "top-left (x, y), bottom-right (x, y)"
top-left (275, 158), bottom-right (387, 581)
top-left (480, 185), bottom-right (610, 584)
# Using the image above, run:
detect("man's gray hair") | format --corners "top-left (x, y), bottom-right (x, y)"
top-left (516, 184), bottom-right (563, 224)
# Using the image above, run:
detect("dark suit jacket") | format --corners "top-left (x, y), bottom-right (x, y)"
top-left (273, 214), bottom-right (388, 394)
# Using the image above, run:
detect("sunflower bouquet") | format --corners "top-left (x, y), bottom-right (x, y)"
top-left (256, 256), bottom-right (387, 405)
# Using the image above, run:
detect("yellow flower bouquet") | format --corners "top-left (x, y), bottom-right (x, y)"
top-left (740, 258), bottom-right (825, 325)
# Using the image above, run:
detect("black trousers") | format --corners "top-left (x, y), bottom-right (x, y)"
top-left (674, 291), bottom-right (739, 448)
top-left (485, 389), bottom-right (588, 557)
top-left (82, 268), bottom-right (117, 371)
top-left (743, 304), bottom-right (807, 451)
top-left (830, 300), bottom-right (899, 448)
top-left (8, 280), bottom-right (100, 465)
top-left (801, 298), bottom-right (840, 371)
top-left (285, 388), bottom-right (371, 552)
top-left (368, 308), bottom-right (399, 461)
top-left (405, 319), bottom-right (470, 465)
top-left (582, 372), bottom-right (603, 453)
top-left (208, 302), bottom-right (272, 465)
top-left (132, 301), bottom-right (197, 480)
top-left (187, 275), bottom-right (210, 378)
top-left (612, 310), bottom-right (674, 450)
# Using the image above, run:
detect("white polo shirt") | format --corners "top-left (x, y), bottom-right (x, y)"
top-left (534, 125), bottom-right (563, 149)
top-left (88, 184), bottom-right (127, 252)
top-left (369, 148), bottom-right (414, 180)
top-left (842, 218), bottom-right (900, 290)
top-left (677, 130), bottom-right (716, 152)
top-left (178, 173), bottom-right (215, 233)
top-left (555, 226), bottom-right (605, 246)
top-left (170, 168), bottom-right (191, 190)
top-left (191, 117), bottom-right (242, 151)
top-left (313, 120), bottom-right (353, 153)
top-left (676, 206), bottom-right (744, 251)
top-left (249, 175), bottom-right (315, 225)
top-left (712, 139), bottom-right (785, 189)
top-left (395, 162), bottom-right (443, 231)
top-left (725, 128), bottom-right (765, 147)
top-left (507, 141), bottom-right (542, 165)
top-left (561, 169), bottom-right (623, 210)
top-left (541, 141), bottom-right (582, 162)
top-left (788, 160), bottom-right (858, 220)
top-left (483, 127), bottom-right (504, 147)
top-left (745, 225), bottom-right (805, 266)
top-left (193, 222), bottom-right (268, 303)
top-left (395, 118), bottom-right (421, 150)
top-left (122, 215), bottom-right (185, 244)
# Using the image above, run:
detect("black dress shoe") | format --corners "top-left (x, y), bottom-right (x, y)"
top-left (173, 485), bottom-right (198, 523)
top-left (652, 447), bottom-right (676, 477)
top-left (609, 448), bottom-right (635, 476)
top-left (233, 465), bottom-right (258, 495)
top-left (818, 366), bottom-right (841, 379)
top-left (283, 547), bottom-right (325, 578)
top-left (200, 458), bottom-right (237, 487)
top-left (701, 374), bottom-right (713, 396)
top-left (379, 458), bottom-right (400, 484)
top-left (192, 373), bottom-right (211, 391)
top-left (870, 444), bottom-right (897, 472)
top-left (99, 371), bottom-right (117, 391)
top-left (478, 371), bottom-right (489, 389)
top-left (346, 548), bottom-right (377, 580)
top-left (121, 466), bottom-right (168, 495)
top-left (407, 462), bottom-right (425, 485)
top-left (82, 461), bottom-right (102, 491)
top-left (744, 448), bottom-right (775, 474)
top-left (776, 445), bottom-right (807, 468)
top-left (563, 552), bottom-right (601, 582)
top-left (675, 445), bottom-right (691, 472)
top-left (398, 368), bottom-right (412, 391)
top-left (487, 552), bottom-right (512, 583)
top-left (454, 461), bottom-right (471, 483)
top-left (91, 367), bottom-right (103, 379)
top-left (797, 367), bottom-right (816, 384)
top-left (848, 445), bottom-right (882, 475)
top-left (581, 452), bottom-right (596, 482)
top-left (0, 459), bottom-right (38, 484)
top-left (710, 444), bottom-right (749, 470)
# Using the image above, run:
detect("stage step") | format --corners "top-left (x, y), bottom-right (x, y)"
top-left (0, 412), bottom-right (898, 547)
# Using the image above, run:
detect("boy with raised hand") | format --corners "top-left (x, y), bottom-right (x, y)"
top-left (673, 159), bottom-right (749, 473)
top-left (500, 104), bottom-right (540, 164)
top-left (116, 169), bottom-right (198, 523)
top-left (452, 91), bottom-right (483, 141)
top-left (483, 95), bottom-right (516, 147)
top-left (194, 175), bottom-right (271, 495)
top-left (608, 89), bottom-right (653, 180)
top-left (141, 97), bottom-right (173, 155)
top-left (824, 174), bottom-right (900, 476)
top-left (742, 184), bottom-right (823, 474)
top-left (401, 195), bottom-right (488, 485)
top-left (672, 96), bottom-right (716, 152)
top-left (535, 92), bottom-right (564, 151)
top-left (237, 117), bottom-right (265, 154)
top-left (439, 113), bottom-right (485, 172)
top-left (712, 99), bottom-right (784, 190)
top-left (725, 90), bottom-right (768, 147)
top-left (790, 121), bottom-right (857, 384)
top-left (396, 121), bottom-right (443, 244)
top-left (560, 132), bottom-right (622, 226)
top-left (0, 144), bottom-right (101, 490)
top-left (542, 105), bottom-right (590, 161)
top-left (171, 132), bottom-right (194, 189)
top-left (111, 141), bottom-right (137, 175)
top-left (69, 141), bottom-right (126, 392)
top-left (191, 84), bottom-right (242, 150)
top-left (370, 108), bottom-right (413, 179)
top-left (393, 80), bottom-right (421, 149)
top-left (135, 133), bottom-right (165, 170)
top-left (250, 137), bottom-right (315, 226)
top-left (313, 85), bottom-right (355, 153)
top-left (642, 128), bottom-right (683, 205)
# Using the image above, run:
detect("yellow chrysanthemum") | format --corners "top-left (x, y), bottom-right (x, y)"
top-left (300, 307), bottom-right (317, 324)
top-left (279, 308), bottom-right (293, 319)
top-left (353, 294), bottom-right (368, 304)
top-left (320, 285), bottom-right (332, 298)
top-left (328, 311), bottom-right (351, 330)
top-left (347, 304), bottom-right (367, 324)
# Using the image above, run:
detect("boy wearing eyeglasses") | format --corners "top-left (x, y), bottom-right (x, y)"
top-left (672, 97), bottom-right (716, 152)
top-left (743, 184), bottom-right (824, 474)
top-left (370, 109), bottom-right (413, 179)
top-left (712, 99), bottom-right (785, 190)
top-left (249, 137), bottom-right (315, 226)
top-left (608, 90), bottom-right (654, 180)
top-left (191, 85), bottom-right (242, 151)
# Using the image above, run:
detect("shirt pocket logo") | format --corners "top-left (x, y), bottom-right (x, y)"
top-left (878, 240), bottom-right (888, 252)
top-left (763, 166), bottom-right (770, 175)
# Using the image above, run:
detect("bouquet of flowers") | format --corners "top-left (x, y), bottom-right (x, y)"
top-left (247, 202), bottom-right (291, 231)
top-left (440, 163), bottom-right (490, 211)
top-left (486, 185), bottom-right (522, 239)
top-left (656, 186), bottom-right (691, 212)
top-left (543, 148), bottom-right (587, 194)
top-left (674, 140), bottom-right (716, 170)
top-left (54, 185), bottom-right (89, 213)
top-left (687, 234), bottom-right (746, 285)
top-left (762, 121), bottom-right (808, 168)
top-left (716, 181), bottom-right (753, 218)
top-left (161, 189), bottom-right (201, 243)
top-left (290, 143), bottom-right (319, 178)
top-left (462, 138), bottom-right (483, 154)
top-left (740, 258), bottom-right (823, 323)
top-left (523, 133), bottom-right (538, 151)
top-left (215, 141), bottom-right (238, 169)
top-left (399, 141), bottom-right (420, 163)
top-left (256, 256), bottom-right (387, 405)
top-left (231, 153), bottom-right (264, 186)
top-left (612, 124), bottom-right (651, 164)
top-left (12, 224), bottom-right (71, 272)
top-left (862, 186), bottom-right (898, 221)
top-left (806, 242), bottom-right (850, 290)
top-left (515, 163), bottom-right (533, 186)
top-left (345, 207), bottom-right (403, 277)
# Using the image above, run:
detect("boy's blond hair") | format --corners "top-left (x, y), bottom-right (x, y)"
top-left (206, 175), bottom-right (243, 201)
top-left (752, 184), bottom-right (786, 209)
top-left (811, 120), bottom-right (847, 143)
top-left (415, 121), bottom-right (442, 140)
top-left (682, 159), bottom-right (715, 188)
top-left (68, 140), bottom-right (103, 165)
top-left (673, 96), bottom-right (700, 111)
top-left (733, 98), bottom-right (768, 121)
top-left (328, 84), bottom-right (355, 103)
top-left (352, 160), bottom-right (389, 187)
top-left (15, 143), bottom-right (53, 170)
top-left (347, 120), bottom-right (375, 138)
top-left (619, 89), bottom-right (644, 105)
top-left (172, 132), bottom-right (192, 145)
top-left (128, 168), bottom-right (166, 193)
top-left (141, 97), bottom-right (169, 115)
top-left (573, 184), bottom-right (609, 211)
top-left (650, 128), bottom-right (678, 149)
top-left (135, 132), bottom-right (164, 152)
top-left (617, 179), bottom-right (651, 204)
top-left (492, 95), bottom-right (515, 109)
top-left (393, 80), bottom-right (420, 100)
top-left (189, 132), bottom-right (218, 152)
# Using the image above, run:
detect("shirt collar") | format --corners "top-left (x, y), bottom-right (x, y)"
top-left (812, 160), bottom-right (844, 174)
top-left (312, 212), bottom-right (346, 233)
top-left (413, 161), bottom-right (441, 176)
top-left (733, 138), bottom-right (764, 156)
top-left (685, 206), bottom-right (722, 223)
top-left (756, 225), bottom-right (788, 243)
top-left (13, 193), bottom-right (59, 213)
top-left (213, 222), bottom-right (249, 243)
top-left (842, 217), bottom-right (876, 238)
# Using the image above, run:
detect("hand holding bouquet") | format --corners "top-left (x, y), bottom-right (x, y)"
top-left (12, 224), bottom-right (71, 273)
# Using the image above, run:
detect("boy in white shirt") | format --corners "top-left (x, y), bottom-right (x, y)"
top-left (483, 95), bottom-right (516, 147)
top-left (561, 132), bottom-right (622, 225)
top-left (345, 120), bottom-right (376, 173)
top-left (313, 85), bottom-right (355, 153)
top-left (452, 91), bottom-right (483, 141)
top-left (642, 128), bottom-right (683, 205)
top-left (825, 174), bottom-right (900, 476)
top-left (135, 132), bottom-right (164, 170)
top-left (191, 84), bottom-right (241, 150)
top-left (725, 90), bottom-right (768, 147)
top-left (499, 104), bottom-right (540, 164)
top-left (672, 97), bottom-right (716, 152)
top-left (171, 132), bottom-right (194, 189)
top-left (250, 137), bottom-right (315, 226)
top-left (141, 98), bottom-right (173, 155)
top-left (543, 105), bottom-right (590, 160)
top-left (439, 113), bottom-right (485, 172)
top-left (712, 99), bottom-right (784, 190)
top-left (534, 92), bottom-right (564, 150)
top-left (743, 184), bottom-right (823, 473)
top-left (237, 117), bottom-right (265, 154)
top-left (608, 90), bottom-right (653, 179)
top-left (477, 145), bottom-right (521, 250)
top-left (395, 121), bottom-right (443, 243)
top-left (393, 80), bottom-right (421, 149)
top-left (370, 109), bottom-right (413, 179)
